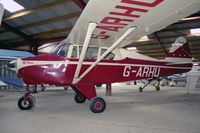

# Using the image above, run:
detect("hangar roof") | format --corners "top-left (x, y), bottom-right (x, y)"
top-left (0, 0), bottom-right (199, 62)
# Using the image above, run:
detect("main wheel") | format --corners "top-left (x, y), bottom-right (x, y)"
top-left (156, 86), bottom-right (160, 91)
top-left (90, 97), bottom-right (106, 113)
top-left (18, 96), bottom-right (34, 110)
top-left (64, 86), bottom-right (69, 90)
top-left (29, 95), bottom-right (36, 106)
top-left (74, 93), bottom-right (86, 103)
top-left (139, 87), bottom-right (143, 92)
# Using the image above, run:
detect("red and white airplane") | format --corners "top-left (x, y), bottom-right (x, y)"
top-left (7, 0), bottom-right (200, 113)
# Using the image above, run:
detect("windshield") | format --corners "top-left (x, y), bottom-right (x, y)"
top-left (51, 41), bottom-right (70, 57)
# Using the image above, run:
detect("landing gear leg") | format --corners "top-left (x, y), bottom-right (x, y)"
top-left (139, 78), bottom-right (161, 92)
top-left (153, 79), bottom-right (160, 91)
top-left (18, 85), bottom-right (36, 110)
top-left (33, 85), bottom-right (38, 93)
top-left (138, 83), bottom-right (148, 92)
top-left (41, 84), bottom-right (46, 91)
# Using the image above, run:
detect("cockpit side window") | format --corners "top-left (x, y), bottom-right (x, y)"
top-left (52, 41), bottom-right (69, 57)
top-left (101, 49), bottom-right (115, 60)
top-left (57, 44), bottom-right (69, 57)
top-left (79, 46), bottom-right (98, 59)
top-left (71, 46), bottom-right (77, 58)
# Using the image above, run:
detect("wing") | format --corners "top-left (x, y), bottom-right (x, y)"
top-left (65, 0), bottom-right (200, 47)
top-left (0, 80), bottom-right (6, 86)
top-left (0, 49), bottom-right (35, 88)
top-left (0, 49), bottom-right (35, 59)
top-left (0, 77), bottom-right (24, 87)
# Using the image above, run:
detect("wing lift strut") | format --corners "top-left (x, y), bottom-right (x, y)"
top-left (71, 22), bottom-right (136, 113)
top-left (73, 22), bottom-right (137, 84)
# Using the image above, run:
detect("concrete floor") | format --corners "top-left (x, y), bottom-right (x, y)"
top-left (0, 84), bottom-right (200, 133)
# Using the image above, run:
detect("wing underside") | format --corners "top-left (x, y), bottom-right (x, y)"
top-left (65, 0), bottom-right (200, 48)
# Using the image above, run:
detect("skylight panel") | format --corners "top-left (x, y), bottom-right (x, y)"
top-left (0, 0), bottom-right (24, 13)
top-left (190, 28), bottom-right (200, 35)
top-left (140, 36), bottom-right (148, 39)
top-left (126, 46), bottom-right (137, 51)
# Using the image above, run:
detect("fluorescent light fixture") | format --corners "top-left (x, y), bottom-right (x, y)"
top-left (126, 46), bottom-right (137, 50)
top-left (140, 36), bottom-right (148, 39)
top-left (136, 35), bottom-right (150, 42)
top-left (190, 28), bottom-right (200, 34)
top-left (193, 63), bottom-right (199, 66)
top-left (0, 0), bottom-right (24, 13)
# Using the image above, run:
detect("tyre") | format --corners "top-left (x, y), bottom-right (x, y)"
top-left (156, 87), bottom-right (160, 91)
top-left (139, 87), bottom-right (143, 92)
top-left (74, 93), bottom-right (86, 103)
top-left (29, 95), bottom-right (36, 106)
top-left (18, 96), bottom-right (34, 110)
top-left (90, 97), bottom-right (106, 113)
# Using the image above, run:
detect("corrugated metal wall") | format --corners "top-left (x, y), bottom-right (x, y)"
top-left (0, 59), bottom-right (23, 90)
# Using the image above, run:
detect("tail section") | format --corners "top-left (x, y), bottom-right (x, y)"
top-left (164, 37), bottom-right (192, 63)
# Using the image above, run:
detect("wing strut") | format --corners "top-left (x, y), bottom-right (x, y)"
top-left (73, 22), bottom-right (98, 84)
top-left (73, 26), bottom-right (137, 84)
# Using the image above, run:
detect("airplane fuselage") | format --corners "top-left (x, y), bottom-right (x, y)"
top-left (17, 54), bottom-right (192, 86)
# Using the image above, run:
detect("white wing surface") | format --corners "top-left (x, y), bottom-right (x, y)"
top-left (65, 0), bottom-right (200, 48)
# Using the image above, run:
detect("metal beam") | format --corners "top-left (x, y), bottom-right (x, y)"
top-left (174, 16), bottom-right (200, 25)
top-left (144, 51), bottom-right (200, 57)
top-left (138, 47), bottom-right (170, 52)
top-left (3, 0), bottom-right (73, 21)
top-left (0, 33), bottom-right (69, 47)
top-left (159, 25), bottom-right (200, 33)
top-left (1, 22), bottom-right (32, 42)
top-left (0, 12), bottom-right (81, 35)
top-left (37, 36), bottom-right (66, 45)
top-left (1, 35), bottom-right (66, 49)
top-left (73, 0), bottom-right (86, 10)
top-left (154, 32), bottom-right (167, 55)
top-left (128, 39), bottom-right (200, 48)
top-left (32, 26), bottom-right (72, 37)
top-left (1, 21), bottom-right (38, 54)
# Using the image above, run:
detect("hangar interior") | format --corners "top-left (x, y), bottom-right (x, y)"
top-left (0, 0), bottom-right (199, 59)
top-left (0, 0), bottom-right (200, 90)
top-left (0, 1), bottom-right (200, 133)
